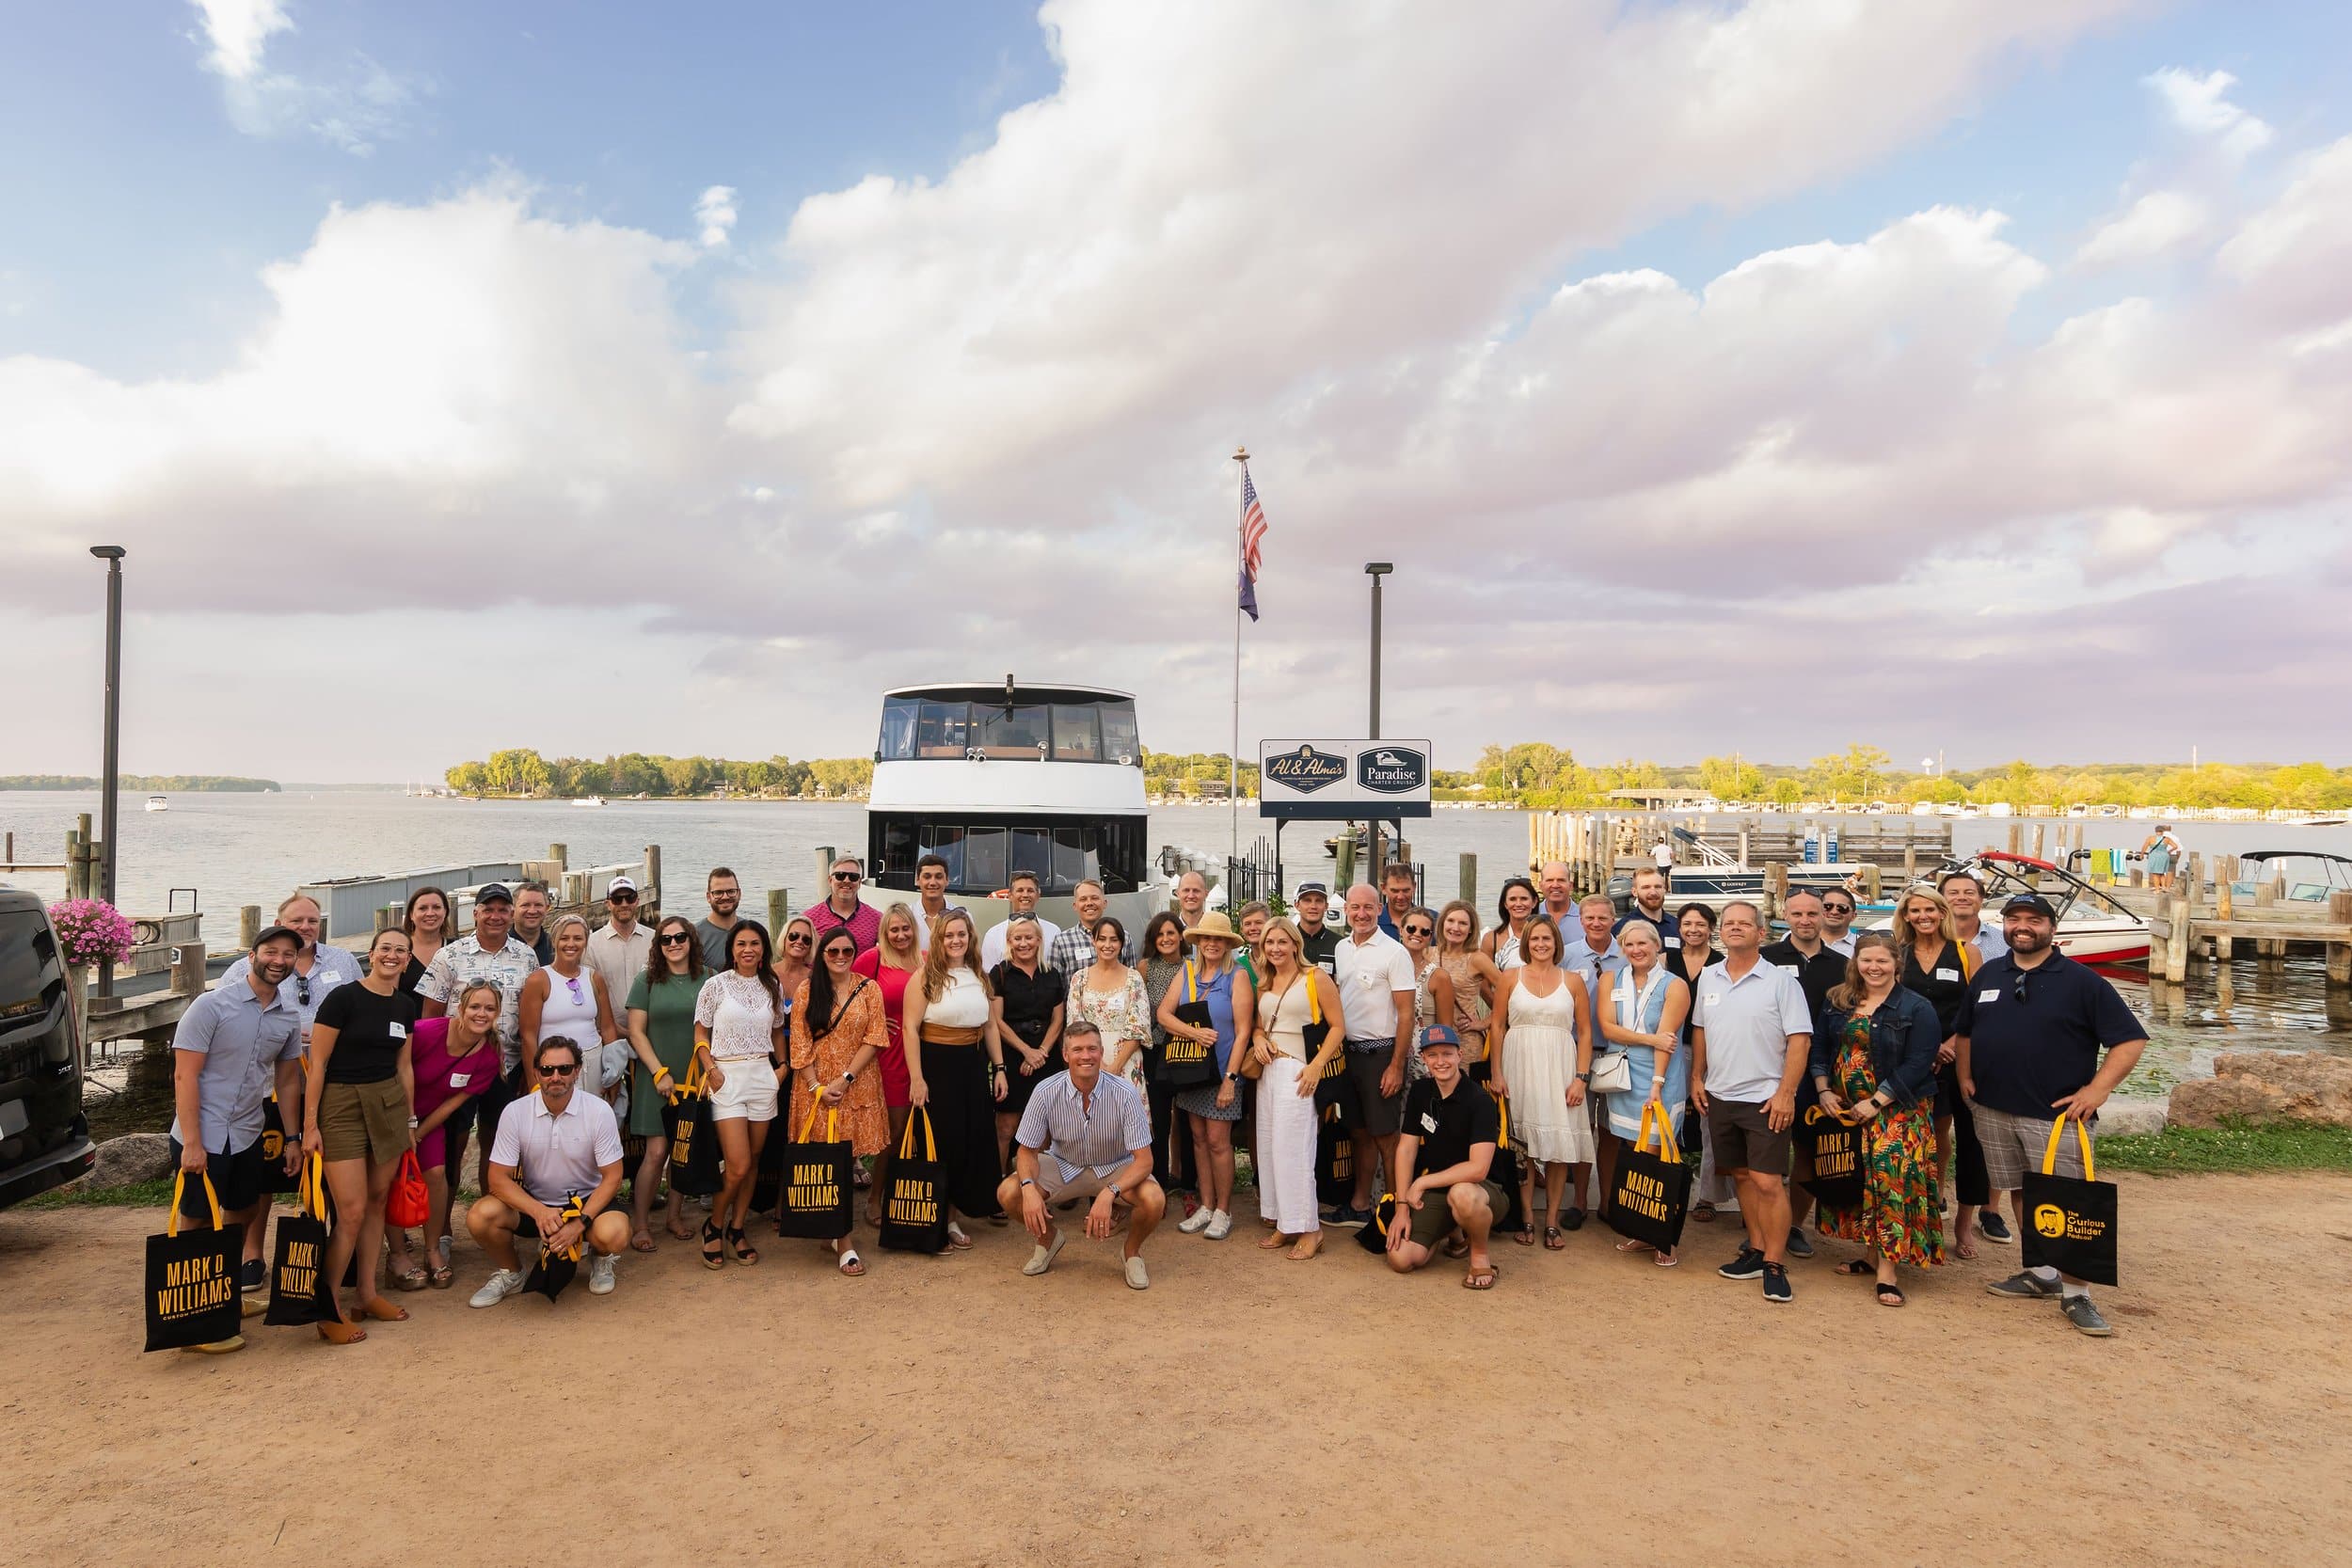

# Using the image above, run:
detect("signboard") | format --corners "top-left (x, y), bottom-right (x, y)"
top-left (1259, 739), bottom-right (1432, 820)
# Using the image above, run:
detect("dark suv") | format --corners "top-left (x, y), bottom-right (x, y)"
top-left (0, 888), bottom-right (95, 1209)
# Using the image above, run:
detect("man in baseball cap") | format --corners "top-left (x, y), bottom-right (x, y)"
top-left (1381, 1024), bottom-right (1504, 1290)
top-left (586, 875), bottom-right (653, 1068)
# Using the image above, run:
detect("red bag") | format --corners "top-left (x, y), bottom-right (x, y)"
top-left (386, 1148), bottom-right (430, 1228)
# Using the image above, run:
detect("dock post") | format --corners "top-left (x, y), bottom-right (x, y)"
top-left (170, 940), bottom-right (206, 997)
top-left (642, 845), bottom-right (662, 914)
top-left (2328, 893), bottom-right (2352, 988)
top-left (768, 889), bottom-right (791, 935)
top-left (1903, 843), bottom-right (1917, 883)
top-left (2256, 878), bottom-right (2281, 959)
top-left (1764, 863), bottom-right (1788, 922)
top-left (1458, 852), bottom-right (1478, 909)
top-left (2214, 861), bottom-right (2235, 962)
top-left (813, 845), bottom-right (836, 894)
top-left (1335, 834), bottom-right (1357, 889)
top-left (2031, 824), bottom-right (2046, 862)
top-left (2006, 823), bottom-right (2024, 856)
top-left (2180, 854), bottom-right (2204, 964)
top-left (2164, 895), bottom-right (2191, 984)
top-left (1737, 826), bottom-right (1750, 869)
top-left (548, 843), bottom-right (568, 870)
top-left (239, 905), bottom-right (261, 949)
top-left (1860, 863), bottom-right (1882, 903)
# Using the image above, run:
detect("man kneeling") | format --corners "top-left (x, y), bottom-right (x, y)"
top-left (467, 1037), bottom-right (632, 1307)
top-left (1384, 1025), bottom-right (1503, 1290)
top-left (997, 1022), bottom-right (1166, 1291)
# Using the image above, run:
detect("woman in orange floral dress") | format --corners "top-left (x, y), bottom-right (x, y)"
top-left (789, 927), bottom-right (890, 1275)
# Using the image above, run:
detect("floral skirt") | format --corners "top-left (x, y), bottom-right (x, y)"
top-left (1817, 1022), bottom-right (1945, 1268)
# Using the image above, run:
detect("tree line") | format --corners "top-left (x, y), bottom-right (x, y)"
top-left (443, 750), bottom-right (874, 800)
top-left (0, 774), bottom-right (282, 792)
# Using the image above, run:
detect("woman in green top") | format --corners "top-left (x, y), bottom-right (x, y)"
top-left (625, 913), bottom-right (707, 1250)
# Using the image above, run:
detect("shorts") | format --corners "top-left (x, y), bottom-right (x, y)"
top-left (1705, 1098), bottom-right (1791, 1175)
top-left (1972, 1102), bottom-right (2087, 1193)
top-left (168, 1132), bottom-right (269, 1217)
top-left (1343, 1043), bottom-right (1403, 1137)
top-left (1035, 1159), bottom-right (1151, 1204)
top-left (708, 1055), bottom-right (780, 1123)
top-left (317, 1077), bottom-right (412, 1164)
top-left (1405, 1180), bottom-right (1506, 1247)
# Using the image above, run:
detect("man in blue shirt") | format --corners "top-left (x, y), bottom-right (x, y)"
top-left (998, 1022), bottom-right (1165, 1290)
top-left (1959, 895), bottom-right (2147, 1337)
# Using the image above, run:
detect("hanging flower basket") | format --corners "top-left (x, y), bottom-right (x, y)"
top-left (47, 898), bottom-right (137, 968)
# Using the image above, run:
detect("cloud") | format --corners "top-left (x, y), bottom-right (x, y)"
top-left (2074, 188), bottom-right (2209, 267)
top-left (694, 186), bottom-right (739, 249)
top-left (2145, 67), bottom-right (2273, 159)
top-left (190, 0), bottom-right (292, 83)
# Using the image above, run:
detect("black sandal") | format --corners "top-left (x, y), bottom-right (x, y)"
top-left (726, 1226), bottom-right (759, 1266)
top-left (1512, 1222), bottom-right (1535, 1247)
top-left (1875, 1282), bottom-right (1906, 1307)
top-left (700, 1219), bottom-right (725, 1272)
top-left (1836, 1259), bottom-right (1875, 1276)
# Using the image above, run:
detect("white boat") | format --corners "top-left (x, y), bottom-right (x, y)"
top-left (570, 796), bottom-right (606, 808)
top-left (143, 795), bottom-right (167, 813)
top-left (859, 679), bottom-right (1164, 939)
top-left (1867, 852), bottom-right (2149, 965)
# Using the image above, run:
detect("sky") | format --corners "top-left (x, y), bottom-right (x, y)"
top-left (5, 0), bottom-right (2351, 782)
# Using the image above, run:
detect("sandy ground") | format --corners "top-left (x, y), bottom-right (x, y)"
top-left (4, 1172), bottom-right (2349, 1568)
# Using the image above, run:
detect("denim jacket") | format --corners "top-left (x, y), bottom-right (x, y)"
top-left (1808, 987), bottom-right (1941, 1111)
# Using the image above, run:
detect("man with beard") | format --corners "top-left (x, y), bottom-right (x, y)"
top-left (696, 867), bottom-right (746, 971)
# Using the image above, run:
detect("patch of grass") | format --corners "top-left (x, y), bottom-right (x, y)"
top-left (2097, 1121), bottom-right (2352, 1175)
top-left (22, 1177), bottom-right (177, 1209)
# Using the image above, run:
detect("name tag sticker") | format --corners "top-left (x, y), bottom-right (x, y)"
top-left (1702, 992), bottom-right (1722, 1007)
top-left (1420, 1113), bottom-right (1438, 1132)
top-left (389, 1022), bottom-right (407, 1039)
top-left (449, 1072), bottom-right (471, 1087)
top-left (1664, 936), bottom-right (1681, 948)
top-left (1934, 969), bottom-right (1960, 982)
top-left (1778, 964), bottom-right (1801, 975)
top-left (1978, 988), bottom-right (2000, 1003)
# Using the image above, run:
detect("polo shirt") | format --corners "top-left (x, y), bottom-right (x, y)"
top-left (1955, 922), bottom-right (2009, 968)
top-left (221, 942), bottom-right (362, 1046)
top-left (488, 1087), bottom-right (625, 1205)
top-left (1760, 939), bottom-right (1846, 1019)
top-left (1562, 936), bottom-right (1629, 997)
top-left (168, 977), bottom-right (303, 1153)
top-left (808, 898), bottom-right (882, 956)
top-left (416, 934), bottom-right (541, 1069)
top-left (1956, 951), bottom-right (2146, 1120)
top-left (1333, 927), bottom-right (1416, 1045)
top-left (1050, 920), bottom-right (1130, 975)
top-left (1015, 1069), bottom-right (1152, 1181)
top-left (1692, 958), bottom-right (1813, 1104)
top-left (981, 914), bottom-right (1062, 971)
top-left (1296, 923), bottom-right (1340, 979)
top-left (1537, 903), bottom-right (1580, 936)
top-left (1613, 904), bottom-right (1680, 948)
top-left (516, 926), bottom-right (556, 966)
top-left (1376, 903), bottom-right (1415, 941)
top-left (584, 921), bottom-right (653, 1021)
top-left (1401, 1075), bottom-right (1501, 1182)
top-left (1826, 932), bottom-right (1857, 958)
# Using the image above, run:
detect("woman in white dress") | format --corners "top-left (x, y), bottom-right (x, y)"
top-left (1238, 919), bottom-right (1344, 1259)
top-left (517, 913), bottom-right (621, 1101)
top-left (1488, 915), bottom-right (1595, 1249)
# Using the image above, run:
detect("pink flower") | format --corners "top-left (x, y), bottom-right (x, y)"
top-left (46, 898), bottom-right (137, 967)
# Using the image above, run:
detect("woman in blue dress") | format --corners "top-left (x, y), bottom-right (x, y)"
top-left (1595, 918), bottom-right (1692, 1266)
top-left (1154, 912), bottom-right (1256, 1243)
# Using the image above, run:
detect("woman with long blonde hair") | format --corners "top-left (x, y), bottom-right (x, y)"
top-left (1890, 884), bottom-right (1992, 1258)
top-left (904, 909), bottom-right (1005, 1246)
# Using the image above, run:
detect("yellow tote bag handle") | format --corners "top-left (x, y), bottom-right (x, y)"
top-left (1634, 1098), bottom-right (1682, 1164)
top-left (166, 1171), bottom-right (223, 1237)
top-left (1307, 973), bottom-right (1322, 1025)
top-left (898, 1107), bottom-right (938, 1161)
top-left (798, 1099), bottom-right (842, 1144)
top-left (1184, 963), bottom-right (1200, 1006)
top-left (298, 1151), bottom-right (327, 1221)
top-left (2041, 1114), bottom-right (2095, 1183)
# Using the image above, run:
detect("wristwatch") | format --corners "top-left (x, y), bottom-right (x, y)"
top-left (1576, 1070), bottom-right (1593, 1084)
top-left (1018, 1177), bottom-right (1036, 1189)
top-left (843, 1069), bottom-right (857, 1084)
top-left (1225, 1070), bottom-right (1242, 1083)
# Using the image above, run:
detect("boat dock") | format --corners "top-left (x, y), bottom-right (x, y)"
top-left (2107, 851), bottom-right (2352, 987)
top-left (1526, 811), bottom-right (1961, 896)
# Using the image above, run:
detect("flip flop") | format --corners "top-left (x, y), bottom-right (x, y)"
top-left (946, 1225), bottom-right (976, 1250)
top-left (1875, 1282), bottom-right (1906, 1307)
top-left (1444, 1237), bottom-right (1470, 1259)
top-left (1545, 1227), bottom-right (1566, 1251)
top-left (1613, 1238), bottom-right (1654, 1254)
top-left (1654, 1250), bottom-right (1680, 1268)
top-left (1463, 1263), bottom-right (1499, 1291)
top-left (1511, 1224), bottom-right (1535, 1248)
top-left (835, 1245), bottom-right (866, 1277)
top-left (1691, 1201), bottom-right (1717, 1223)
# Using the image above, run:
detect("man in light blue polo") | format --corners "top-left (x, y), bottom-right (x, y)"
top-left (167, 924), bottom-right (309, 1352)
top-left (997, 1022), bottom-right (1166, 1290)
top-left (1690, 901), bottom-right (1813, 1306)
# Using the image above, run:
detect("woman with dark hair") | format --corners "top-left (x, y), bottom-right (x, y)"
top-left (304, 927), bottom-right (421, 1340)
top-left (1490, 915), bottom-right (1595, 1245)
top-left (1137, 910), bottom-right (1192, 1203)
top-left (399, 886), bottom-right (452, 993)
top-left (789, 927), bottom-right (887, 1276)
top-left (625, 914), bottom-right (705, 1250)
top-left (1068, 916), bottom-right (1151, 1092)
top-left (693, 921), bottom-right (787, 1268)
top-left (904, 909), bottom-right (1003, 1247)
top-left (1485, 878), bottom-right (1537, 971)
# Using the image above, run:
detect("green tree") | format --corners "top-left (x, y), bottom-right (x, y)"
top-left (1698, 755), bottom-right (1762, 800)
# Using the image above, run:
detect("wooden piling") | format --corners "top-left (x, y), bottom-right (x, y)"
top-left (547, 842), bottom-right (568, 870)
top-left (2328, 893), bottom-right (2352, 986)
top-left (2164, 895), bottom-right (2191, 984)
top-left (2213, 859), bottom-right (2234, 961)
top-left (1903, 843), bottom-right (1917, 883)
top-left (2256, 877), bottom-right (2281, 959)
top-left (642, 845), bottom-right (662, 914)
top-left (1859, 863), bottom-right (1882, 902)
top-left (1764, 863), bottom-right (1788, 922)
top-left (2005, 823), bottom-right (2024, 856)
top-left (1335, 834), bottom-right (1357, 889)
top-left (1458, 852), bottom-right (1478, 909)
top-left (2030, 823), bottom-right (2046, 862)
top-left (768, 889), bottom-right (791, 934)
top-left (169, 940), bottom-right (206, 997)
top-left (239, 904), bottom-right (262, 950)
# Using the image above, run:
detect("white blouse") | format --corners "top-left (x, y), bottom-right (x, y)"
top-left (924, 967), bottom-right (991, 1031)
top-left (694, 971), bottom-right (778, 1059)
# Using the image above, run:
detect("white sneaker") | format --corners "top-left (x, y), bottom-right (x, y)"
top-left (468, 1268), bottom-right (526, 1308)
top-left (588, 1254), bottom-right (617, 1295)
top-left (1204, 1210), bottom-right (1233, 1241)
top-left (1021, 1229), bottom-right (1068, 1276)
top-left (1177, 1205), bottom-right (1215, 1235)
top-left (1123, 1256), bottom-right (1151, 1291)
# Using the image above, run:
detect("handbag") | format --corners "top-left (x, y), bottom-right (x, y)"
top-left (1314, 1103), bottom-right (1355, 1209)
top-left (878, 1108), bottom-right (950, 1254)
top-left (2020, 1115), bottom-right (2118, 1287)
top-left (1605, 1099), bottom-right (1692, 1252)
top-left (258, 1092), bottom-right (300, 1196)
top-left (386, 1148), bottom-right (430, 1229)
top-left (144, 1172), bottom-right (242, 1352)
top-left (775, 1101), bottom-right (855, 1240)
top-left (1352, 1192), bottom-right (1401, 1255)
top-left (1796, 1103), bottom-right (1865, 1212)
top-left (264, 1153), bottom-right (341, 1326)
top-left (1157, 963), bottom-right (1219, 1089)
top-left (1588, 1051), bottom-right (1633, 1095)
top-left (664, 1060), bottom-right (722, 1197)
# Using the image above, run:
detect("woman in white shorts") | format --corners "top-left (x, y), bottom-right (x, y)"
top-left (694, 921), bottom-right (787, 1268)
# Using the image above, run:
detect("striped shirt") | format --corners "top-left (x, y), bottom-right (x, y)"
top-left (1014, 1069), bottom-right (1152, 1181)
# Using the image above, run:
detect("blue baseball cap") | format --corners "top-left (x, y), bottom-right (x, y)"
top-left (1421, 1024), bottom-right (1463, 1050)
top-left (1295, 881), bottom-right (1329, 897)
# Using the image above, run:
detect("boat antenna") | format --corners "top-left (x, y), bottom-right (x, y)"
top-left (1003, 672), bottom-right (1015, 717)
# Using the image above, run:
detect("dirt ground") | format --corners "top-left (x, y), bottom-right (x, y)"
top-left (4, 1172), bottom-right (2349, 1568)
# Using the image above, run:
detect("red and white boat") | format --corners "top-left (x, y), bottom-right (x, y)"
top-left (1887, 851), bottom-right (2151, 966)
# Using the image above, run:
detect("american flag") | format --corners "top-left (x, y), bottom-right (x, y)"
top-left (1237, 467), bottom-right (1266, 622)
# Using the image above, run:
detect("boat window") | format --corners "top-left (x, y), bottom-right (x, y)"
top-left (1100, 700), bottom-right (1140, 766)
top-left (1009, 828), bottom-right (1053, 886)
top-left (1052, 827), bottom-right (1099, 890)
top-left (915, 702), bottom-right (971, 758)
top-left (1051, 705), bottom-right (1101, 762)
top-left (977, 704), bottom-right (1049, 759)
top-left (915, 824), bottom-right (967, 887)
top-left (961, 829), bottom-right (1008, 893)
top-left (877, 697), bottom-right (919, 761)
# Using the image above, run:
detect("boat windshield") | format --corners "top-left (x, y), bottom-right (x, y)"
top-left (877, 695), bottom-right (1139, 765)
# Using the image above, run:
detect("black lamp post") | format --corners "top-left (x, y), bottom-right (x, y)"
top-left (89, 546), bottom-right (125, 999)
top-left (1363, 562), bottom-right (1392, 739)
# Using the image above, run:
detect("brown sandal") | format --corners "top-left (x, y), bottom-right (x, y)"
top-left (317, 1318), bottom-right (368, 1345)
top-left (357, 1296), bottom-right (408, 1323)
top-left (1463, 1263), bottom-right (1499, 1291)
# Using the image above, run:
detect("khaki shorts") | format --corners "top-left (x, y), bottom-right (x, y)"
top-left (1035, 1159), bottom-right (1151, 1204)
top-left (1972, 1103), bottom-right (2087, 1192)
top-left (318, 1077), bottom-right (411, 1164)
top-left (1405, 1180), bottom-right (1506, 1248)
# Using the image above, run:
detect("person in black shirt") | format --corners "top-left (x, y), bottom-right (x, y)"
top-left (1959, 895), bottom-right (2145, 1337)
top-left (513, 881), bottom-right (555, 966)
top-left (1892, 885), bottom-right (1999, 1256)
top-left (305, 928), bottom-right (425, 1342)
top-left (1759, 889), bottom-right (1843, 1257)
top-left (1293, 883), bottom-right (1341, 978)
top-left (990, 915), bottom-right (1066, 1179)
top-left (1383, 1026), bottom-right (1503, 1289)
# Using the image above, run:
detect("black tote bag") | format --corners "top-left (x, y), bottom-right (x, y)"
top-left (664, 1062), bottom-right (722, 1197)
top-left (1489, 1094), bottom-right (1523, 1230)
top-left (258, 1092), bottom-right (300, 1196)
top-left (1314, 1105), bottom-right (1355, 1209)
top-left (264, 1153), bottom-right (340, 1327)
top-left (1606, 1100), bottom-right (1692, 1253)
top-left (1796, 1104), bottom-right (1865, 1212)
top-left (524, 1196), bottom-right (587, 1303)
top-left (144, 1173), bottom-right (242, 1353)
top-left (1353, 1193), bottom-right (1401, 1255)
top-left (2020, 1116), bottom-right (2118, 1286)
top-left (1158, 964), bottom-right (1220, 1089)
top-left (775, 1103), bottom-right (855, 1240)
top-left (878, 1109), bottom-right (949, 1254)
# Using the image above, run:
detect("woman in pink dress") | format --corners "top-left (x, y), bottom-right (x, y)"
top-left (405, 979), bottom-right (502, 1289)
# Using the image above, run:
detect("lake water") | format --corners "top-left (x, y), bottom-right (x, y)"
top-left (7, 791), bottom-right (2344, 1137)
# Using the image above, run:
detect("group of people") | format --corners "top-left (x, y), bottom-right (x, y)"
top-left (160, 848), bottom-right (2147, 1352)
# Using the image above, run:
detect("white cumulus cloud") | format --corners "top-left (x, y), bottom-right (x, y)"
top-left (2146, 67), bottom-right (2273, 159)
top-left (694, 185), bottom-right (739, 249)
top-left (2074, 188), bottom-right (2210, 267)
top-left (190, 0), bottom-right (292, 82)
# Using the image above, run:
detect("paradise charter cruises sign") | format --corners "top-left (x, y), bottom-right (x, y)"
top-left (1259, 739), bottom-right (1433, 818)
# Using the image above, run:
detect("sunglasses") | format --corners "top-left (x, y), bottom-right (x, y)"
top-left (1822, 904), bottom-right (1853, 915)
top-left (2012, 973), bottom-right (2031, 1006)
top-left (564, 974), bottom-right (585, 1004)
top-left (832, 870), bottom-right (863, 883)
top-left (294, 975), bottom-right (310, 1006)
top-left (1402, 924), bottom-right (1433, 938)
top-left (823, 943), bottom-right (856, 959)
top-left (539, 1061), bottom-right (580, 1077)
top-left (610, 893), bottom-right (638, 904)
top-left (659, 933), bottom-right (692, 947)
top-left (785, 932), bottom-right (812, 945)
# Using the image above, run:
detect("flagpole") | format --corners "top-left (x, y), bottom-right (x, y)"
top-left (1230, 447), bottom-right (1248, 874)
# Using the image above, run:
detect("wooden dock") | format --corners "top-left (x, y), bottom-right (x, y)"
top-left (2111, 849), bottom-right (2352, 987)
top-left (1527, 811), bottom-right (1957, 896)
